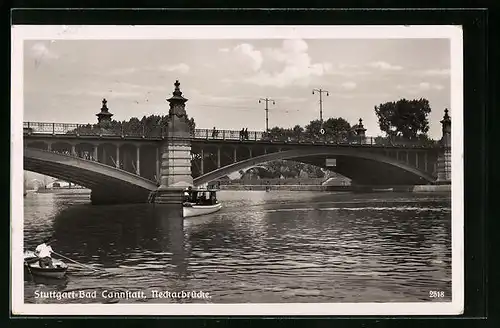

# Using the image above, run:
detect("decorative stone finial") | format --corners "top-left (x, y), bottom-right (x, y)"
top-left (440, 108), bottom-right (451, 147)
top-left (355, 117), bottom-right (366, 137)
top-left (167, 80), bottom-right (188, 117)
top-left (441, 108), bottom-right (451, 127)
top-left (442, 108), bottom-right (450, 122)
top-left (96, 98), bottom-right (113, 124)
top-left (173, 80), bottom-right (182, 97)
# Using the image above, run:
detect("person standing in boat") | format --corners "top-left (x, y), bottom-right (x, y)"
top-left (34, 238), bottom-right (54, 268)
top-left (183, 188), bottom-right (190, 203)
top-left (184, 186), bottom-right (195, 203)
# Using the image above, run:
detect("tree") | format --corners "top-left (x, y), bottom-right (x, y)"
top-left (292, 125), bottom-right (304, 138)
top-left (304, 119), bottom-right (323, 139)
top-left (266, 126), bottom-right (290, 141)
top-left (67, 113), bottom-right (196, 137)
top-left (374, 98), bottom-right (431, 140)
top-left (305, 118), bottom-right (352, 140)
top-left (323, 117), bottom-right (352, 139)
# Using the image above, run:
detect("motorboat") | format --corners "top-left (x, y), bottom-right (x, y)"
top-left (24, 250), bottom-right (68, 279)
top-left (183, 188), bottom-right (222, 218)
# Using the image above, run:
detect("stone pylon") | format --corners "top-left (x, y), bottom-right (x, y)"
top-left (154, 80), bottom-right (193, 204)
top-left (436, 108), bottom-right (451, 184)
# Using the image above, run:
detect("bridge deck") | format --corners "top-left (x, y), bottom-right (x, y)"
top-left (23, 122), bottom-right (439, 149)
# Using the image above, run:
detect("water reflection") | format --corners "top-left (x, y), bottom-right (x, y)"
top-left (23, 191), bottom-right (452, 303)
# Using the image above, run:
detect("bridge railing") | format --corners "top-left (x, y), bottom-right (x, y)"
top-left (23, 122), bottom-right (266, 141)
top-left (195, 128), bottom-right (264, 141)
top-left (23, 122), bottom-right (439, 148)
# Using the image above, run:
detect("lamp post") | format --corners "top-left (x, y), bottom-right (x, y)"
top-left (259, 98), bottom-right (276, 133)
top-left (312, 88), bottom-right (329, 123)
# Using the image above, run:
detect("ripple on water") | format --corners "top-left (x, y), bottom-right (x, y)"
top-left (23, 191), bottom-right (452, 303)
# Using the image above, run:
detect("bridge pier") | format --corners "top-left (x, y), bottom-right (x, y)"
top-left (200, 148), bottom-right (204, 175)
top-left (136, 147), bottom-right (140, 175)
top-left (116, 147), bottom-right (120, 168)
top-left (155, 147), bottom-right (160, 181)
top-left (154, 80), bottom-right (194, 205)
top-left (217, 147), bottom-right (221, 168)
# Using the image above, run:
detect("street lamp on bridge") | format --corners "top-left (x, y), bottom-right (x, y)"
top-left (259, 98), bottom-right (275, 133)
top-left (312, 88), bottom-right (329, 123)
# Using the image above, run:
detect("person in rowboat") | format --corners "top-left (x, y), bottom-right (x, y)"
top-left (34, 238), bottom-right (54, 268)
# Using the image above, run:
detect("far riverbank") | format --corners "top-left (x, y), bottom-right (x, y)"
top-left (218, 184), bottom-right (451, 193)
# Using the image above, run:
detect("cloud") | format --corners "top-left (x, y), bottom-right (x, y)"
top-left (233, 43), bottom-right (263, 71)
top-left (108, 67), bottom-right (139, 75)
top-left (160, 63), bottom-right (190, 74)
top-left (326, 63), bottom-right (371, 77)
top-left (275, 96), bottom-right (308, 103)
top-left (368, 61), bottom-right (403, 71)
top-left (417, 68), bottom-right (451, 77)
top-left (419, 82), bottom-right (444, 91)
top-left (62, 89), bottom-right (143, 99)
top-left (30, 42), bottom-right (58, 59)
top-left (108, 63), bottom-right (190, 76)
top-left (30, 42), bottom-right (59, 68)
top-left (241, 39), bottom-right (333, 88)
top-left (189, 89), bottom-right (253, 104)
top-left (330, 92), bottom-right (392, 99)
top-left (338, 63), bottom-right (359, 69)
top-left (341, 81), bottom-right (357, 90)
top-left (397, 82), bottom-right (445, 94)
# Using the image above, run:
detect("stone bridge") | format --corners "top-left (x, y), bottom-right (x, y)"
top-left (22, 80), bottom-right (451, 204)
top-left (24, 134), bottom-right (445, 204)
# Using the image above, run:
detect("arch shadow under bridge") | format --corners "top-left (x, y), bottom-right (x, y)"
top-left (193, 147), bottom-right (435, 187)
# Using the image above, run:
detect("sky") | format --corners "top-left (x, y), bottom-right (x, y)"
top-left (23, 38), bottom-right (451, 139)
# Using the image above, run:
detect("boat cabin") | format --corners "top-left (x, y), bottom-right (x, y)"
top-left (184, 188), bottom-right (218, 205)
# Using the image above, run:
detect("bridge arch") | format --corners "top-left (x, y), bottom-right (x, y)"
top-left (193, 147), bottom-right (435, 186)
top-left (24, 148), bottom-right (158, 204)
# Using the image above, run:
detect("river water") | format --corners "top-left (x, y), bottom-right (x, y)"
top-left (23, 190), bottom-right (452, 304)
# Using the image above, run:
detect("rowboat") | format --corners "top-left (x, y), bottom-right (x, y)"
top-left (183, 188), bottom-right (222, 218)
top-left (24, 251), bottom-right (68, 279)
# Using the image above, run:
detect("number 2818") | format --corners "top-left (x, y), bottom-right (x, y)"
top-left (429, 291), bottom-right (445, 298)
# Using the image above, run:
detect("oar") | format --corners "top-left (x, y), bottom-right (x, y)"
top-left (51, 251), bottom-right (105, 272)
